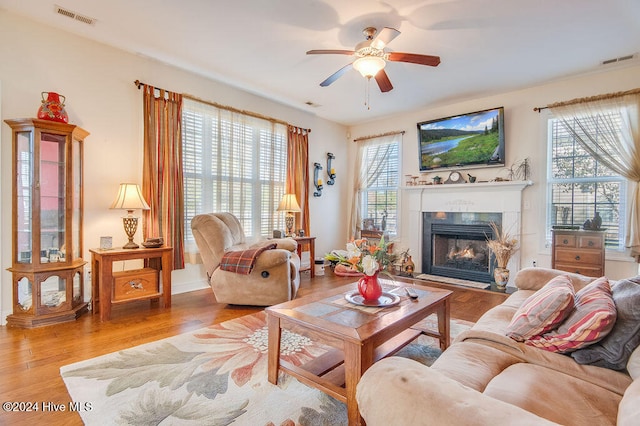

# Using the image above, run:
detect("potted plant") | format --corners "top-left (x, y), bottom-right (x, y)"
top-left (486, 222), bottom-right (518, 289)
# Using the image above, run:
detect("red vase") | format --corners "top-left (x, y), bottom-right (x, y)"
top-left (37, 92), bottom-right (69, 123)
top-left (358, 272), bottom-right (382, 302)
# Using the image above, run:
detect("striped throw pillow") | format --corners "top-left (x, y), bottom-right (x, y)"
top-left (506, 274), bottom-right (575, 342)
top-left (527, 276), bottom-right (617, 353)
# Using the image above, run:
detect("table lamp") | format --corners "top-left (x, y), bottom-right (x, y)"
top-left (277, 194), bottom-right (301, 237)
top-left (110, 183), bottom-right (150, 249)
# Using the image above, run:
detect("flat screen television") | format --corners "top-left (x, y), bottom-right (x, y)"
top-left (417, 106), bottom-right (505, 171)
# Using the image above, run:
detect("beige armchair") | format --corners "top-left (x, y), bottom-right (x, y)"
top-left (191, 213), bottom-right (300, 306)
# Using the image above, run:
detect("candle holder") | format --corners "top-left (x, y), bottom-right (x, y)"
top-left (313, 162), bottom-right (323, 197)
top-left (327, 152), bottom-right (336, 185)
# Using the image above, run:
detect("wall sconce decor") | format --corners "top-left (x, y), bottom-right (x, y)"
top-left (326, 152), bottom-right (336, 185)
top-left (313, 162), bottom-right (323, 197)
top-left (110, 183), bottom-right (151, 249)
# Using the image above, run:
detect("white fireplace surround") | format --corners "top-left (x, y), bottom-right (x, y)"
top-left (403, 180), bottom-right (533, 285)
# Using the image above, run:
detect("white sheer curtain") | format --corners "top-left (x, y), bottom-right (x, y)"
top-left (549, 90), bottom-right (640, 257)
top-left (349, 133), bottom-right (400, 239)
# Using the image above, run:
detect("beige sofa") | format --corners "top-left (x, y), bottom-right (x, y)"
top-left (357, 268), bottom-right (640, 425)
top-left (191, 213), bottom-right (300, 306)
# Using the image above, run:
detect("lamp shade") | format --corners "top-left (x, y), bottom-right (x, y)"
top-left (110, 183), bottom-right (151, 211)
top-left (353, 56), bottom-right (386, 78)
top-left (277, 193), bottom-right (301, 212)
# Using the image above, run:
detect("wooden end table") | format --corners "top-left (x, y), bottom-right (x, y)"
top-left (89, 246), bottom-right (173, 321)
top-left (294, 236), bottom-right (316, 277)
top-left (266, 279), bottom-right (451, 425)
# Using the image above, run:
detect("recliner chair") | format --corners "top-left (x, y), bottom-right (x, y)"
top-left (191, 212), bottom-right (300, 306)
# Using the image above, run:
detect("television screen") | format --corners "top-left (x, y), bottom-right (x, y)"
top-left (417, 107), bottom-right (505, 171)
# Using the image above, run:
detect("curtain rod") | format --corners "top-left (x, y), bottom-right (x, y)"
top-left (353, 130), bottom-right (405, 142)
top-left (134, 80), bottom-right (310, 132)
top-left (533, 87), bottom-right (640, 113)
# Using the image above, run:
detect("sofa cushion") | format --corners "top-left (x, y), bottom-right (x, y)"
top-left (628, 345), bottom-right (640, 380)
top-left (483, 363), bottom-right (623, 426)
top-left (526, 277), bottom-right (616, 353)
top-left (506, 274), bottom-right (575, 342)
top-left (571, 277), bottom-right (640, 370)
top-left (618, 379), bottom-right (640, 426)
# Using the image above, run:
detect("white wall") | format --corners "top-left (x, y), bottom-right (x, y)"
top-left (0, 11), bottom-right (350, 324)
top-left (349, 63), bottom-right (640, 282)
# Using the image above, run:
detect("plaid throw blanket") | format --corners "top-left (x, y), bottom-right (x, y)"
top-left (219, 243), bottom-right (277, 275)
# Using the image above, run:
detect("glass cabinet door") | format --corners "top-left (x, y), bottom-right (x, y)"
top-left (72, 138), bottom-right (82, 260)
top-left (16, 131), bottom-right (33, 264)
top-left (39, 132), bottom-right (66, 264)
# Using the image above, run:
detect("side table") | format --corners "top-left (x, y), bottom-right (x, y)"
top-left (89, 246), bottom-right (173, 321)
top-left (294, 236), bottom-right (316, 278)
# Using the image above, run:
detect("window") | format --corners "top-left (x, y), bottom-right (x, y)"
top-left (547, 114), bottom-right (626, 250)
top-left (360, 138), bottom-right (400, 237)
top-left (182, 98), bottom-right (287, 251)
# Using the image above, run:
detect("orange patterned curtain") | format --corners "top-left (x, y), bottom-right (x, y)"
top-left (287, 126), bottom-right (310, 235)
top-left (142, 85), bottom-right (184, 269)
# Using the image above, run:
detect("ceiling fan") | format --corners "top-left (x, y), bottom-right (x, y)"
top-left (307, 27), bottom-right (441, 93)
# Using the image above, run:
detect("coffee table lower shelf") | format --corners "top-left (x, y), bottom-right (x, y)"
top-left (279, 327), bottom-right (425, 403)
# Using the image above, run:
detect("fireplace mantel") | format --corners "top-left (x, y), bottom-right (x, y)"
top-left (402, 180), bottom-right (533, 285)
top-left (402, 180), bottom-right (533, 193)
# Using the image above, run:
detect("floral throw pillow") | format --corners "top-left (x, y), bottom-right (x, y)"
top-left (527, 276), bottom-right (616, 353)
top-left (506, 274), bottom-right (575, 342)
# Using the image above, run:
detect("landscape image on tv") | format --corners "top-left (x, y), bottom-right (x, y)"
top-left (418, 107), bottom-right (504, 171)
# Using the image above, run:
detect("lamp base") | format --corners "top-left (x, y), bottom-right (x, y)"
top-left (122, 240), bottom-right (139, 249)
top-left (122, 215), bottom-right (140, 249)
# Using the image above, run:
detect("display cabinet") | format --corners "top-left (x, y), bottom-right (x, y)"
top-left (5, 118), bottom-right (89, 327)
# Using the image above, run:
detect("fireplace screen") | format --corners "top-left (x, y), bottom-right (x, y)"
top-left (432, 234), bottom-right (490, 274)
top-left (422, 212), bottom-right (501, 283)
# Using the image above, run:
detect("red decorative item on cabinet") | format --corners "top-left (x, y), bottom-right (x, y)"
top-left (37, 92), bottom-right (69, 123)
top-left (357, 272), bottom-right (383, 302)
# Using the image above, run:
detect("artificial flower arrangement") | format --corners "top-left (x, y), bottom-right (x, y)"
top-left (325, 236), bottom-right (397, 277)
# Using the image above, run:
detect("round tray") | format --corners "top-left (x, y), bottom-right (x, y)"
top-left (345, 290), bottom-right (400, 307)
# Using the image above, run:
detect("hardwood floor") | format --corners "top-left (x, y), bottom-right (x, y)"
top-left (0, 270), bottom-right (508, 425)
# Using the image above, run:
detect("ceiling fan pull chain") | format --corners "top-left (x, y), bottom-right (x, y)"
top-left (365, 77), bottom-right (371, 110)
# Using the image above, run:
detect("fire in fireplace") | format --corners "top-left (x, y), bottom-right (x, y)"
top-left (422, 212), bottom-right (502, 283)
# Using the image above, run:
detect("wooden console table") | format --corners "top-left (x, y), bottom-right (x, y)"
top-left (294, 236), bottom-right (316, 278)
top-left (89, 246), bottom-right (173, 321)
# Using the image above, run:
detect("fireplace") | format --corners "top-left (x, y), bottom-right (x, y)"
top-left (422, 212), bottom-right (502, 283)
top-left (403, 181), bottom-right (530, 287)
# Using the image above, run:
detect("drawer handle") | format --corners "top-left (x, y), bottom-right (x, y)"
top-left (127, 280), bottom-right (143, 290)
top-left (563, 239), bottom-right (569, 244)
top-left (588, 240), bottom-right (594, 247)
top-left (575, 255), bottom-right (581, 261)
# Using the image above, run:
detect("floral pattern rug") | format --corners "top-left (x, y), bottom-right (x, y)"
top-left (61, 311), bottom-right (472, 425)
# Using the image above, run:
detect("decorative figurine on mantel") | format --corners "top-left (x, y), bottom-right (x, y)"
top-left (583, 212), bottom-right (603, 230)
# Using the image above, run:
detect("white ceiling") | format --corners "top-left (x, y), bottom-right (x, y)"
top-left (2, 0), bottom-right (639, 125)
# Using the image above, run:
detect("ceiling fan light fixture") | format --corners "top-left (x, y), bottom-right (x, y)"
top-left (353, 56), bottom-right (386, 78)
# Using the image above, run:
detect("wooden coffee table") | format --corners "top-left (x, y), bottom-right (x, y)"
top-left (266, 279), bottom-right (452, 425)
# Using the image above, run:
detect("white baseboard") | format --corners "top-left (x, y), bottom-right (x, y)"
top-left (172, 278), bottom-right (209, 295)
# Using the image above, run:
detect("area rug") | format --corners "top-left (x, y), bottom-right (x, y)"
top-left (415, 273), bottom-right (491, 290)
top-left (61, 311), bottom-right (472, 425)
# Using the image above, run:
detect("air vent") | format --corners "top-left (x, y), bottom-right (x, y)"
top-left (55, 5), bottom-right (96, 25)
top-left (601, 54), bottom-right (636, 66)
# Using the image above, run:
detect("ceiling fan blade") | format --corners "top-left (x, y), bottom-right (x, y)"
top-left (374, 69), bottom-right (393, 93)
top-left (387, 52), bottom-right (441, 66)
top-left (319, 63), bottom-right (353, 87)
top-left (371, 27), bottom-right (400, 49)
top-left (307, 49), bottom-right (355, 55)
